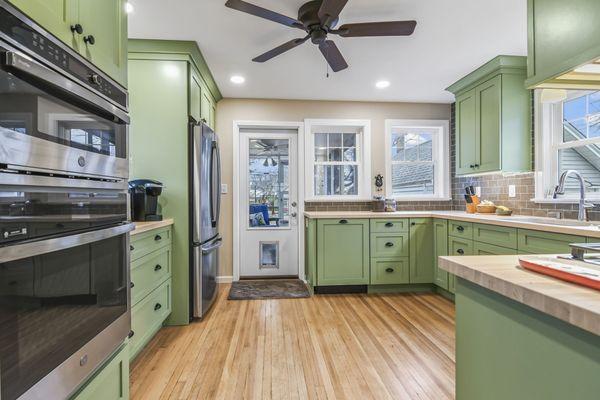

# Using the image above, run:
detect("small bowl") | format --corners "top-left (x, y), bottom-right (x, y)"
top-left (477, 204), bottom-right (497, 214)
top-left (495, 209), bottom-right (513, 216)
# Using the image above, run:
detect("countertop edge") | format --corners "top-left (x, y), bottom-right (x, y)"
top-left (131, 219), bottom-right (174, 236)
top-left (439, 255), bottom-right (600, 336)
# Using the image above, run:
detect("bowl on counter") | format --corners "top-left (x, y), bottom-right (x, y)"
top-left (476, 204), bottom-right (497, 214)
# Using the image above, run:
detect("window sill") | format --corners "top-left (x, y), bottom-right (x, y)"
top-left (388, 197), bottom-right (453, 202)
top-left (530, 198), bottom-right (598, 204)
top-left (305, 197), bottom-right (372, 203)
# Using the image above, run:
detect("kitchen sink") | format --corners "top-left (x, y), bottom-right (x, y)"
top-left (500, 215), bottom-right (600, 228)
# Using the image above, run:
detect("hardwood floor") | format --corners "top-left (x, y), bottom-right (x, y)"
top-left (130, 285), bottom-right (455, 400)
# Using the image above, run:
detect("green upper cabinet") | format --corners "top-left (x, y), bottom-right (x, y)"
top-left (9, 0), bottom-right (77, 46)
top-left (447, 56), bottom-right (531, 176)
top-left (433, 219), bottom-right (449, 290)
top-left (317, 219), bottom-right (370, 286)
top-left (409, 218), bottom-right (434, 284)
top-left (526, 0), bottom-right (600, 89)
top-left (189, 68), bottom-right (202, 123)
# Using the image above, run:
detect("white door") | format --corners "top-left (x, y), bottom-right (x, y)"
top-left (239, 131), bottom-right (299, 278)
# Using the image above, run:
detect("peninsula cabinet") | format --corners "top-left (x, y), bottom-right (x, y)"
top-left (409, 218), bottom-right (434, 283)
top-left (8, 0), bottom-right (128, 87)
top-left (70, 344), bottom-right (129, 400)
top-left (433, 219), bottom-right (449, 290)
top-left (316, 219), bottom-right (370, 285)
top-left (447, 56), bottom-right (531, 176)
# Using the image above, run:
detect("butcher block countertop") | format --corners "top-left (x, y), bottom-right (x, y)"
top-left (131, 218), bottom-right (174, 236)
top-left (304, 210), bottom-right (600, 238)
top-left (439, 254), bottom-right (600, 336)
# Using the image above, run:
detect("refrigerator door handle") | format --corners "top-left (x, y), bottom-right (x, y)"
top-left (214, 140), bottom-right (221, 228)
top-left (201, 237), bottom-right (222, 254)
top-left (209, 140), bottom-right (220, 228)
top-left (192, 124), bottom-right (202, 244)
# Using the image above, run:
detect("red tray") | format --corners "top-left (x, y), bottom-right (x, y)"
top-left (519, 256), bottom-right (600, 291)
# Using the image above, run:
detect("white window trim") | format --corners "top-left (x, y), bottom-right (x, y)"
top-left (304, 118), bottom-right (372, 201)
top-left (533, 90), bottom-right (600, 203)
top-left (384, 119), bottom-right (451, 201)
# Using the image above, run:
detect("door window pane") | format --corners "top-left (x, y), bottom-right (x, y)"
top-left (248, 138), bottom-right (290, 228)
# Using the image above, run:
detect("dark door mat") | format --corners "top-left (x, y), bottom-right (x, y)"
top-left (228, 279), bottom-right (310, 300)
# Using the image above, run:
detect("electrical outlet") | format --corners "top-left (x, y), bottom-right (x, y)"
top-left (475, 186), bottom-right (481, 197)
top-left (508, 185), bottom-right (516, 198)
top-left (221, 184), bottom-right (228, 194)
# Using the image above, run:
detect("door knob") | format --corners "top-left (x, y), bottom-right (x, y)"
top-left (291, 201), bottom-right (297, 207)
top-left (291, 212), bottom-right (297, 217)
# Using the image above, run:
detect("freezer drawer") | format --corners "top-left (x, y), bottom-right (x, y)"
top-left (192, 236), bottom-right (221, 318)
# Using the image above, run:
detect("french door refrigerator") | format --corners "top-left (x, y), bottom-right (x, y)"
top-left (190, 121), bottom-right (222, 319)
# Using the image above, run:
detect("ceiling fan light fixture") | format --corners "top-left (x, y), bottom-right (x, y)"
top-left (376, 80), bottom-right (390, 89)
top-left (230, 75), bottom-right (246, 84)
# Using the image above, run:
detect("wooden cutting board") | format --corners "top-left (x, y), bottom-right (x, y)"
top-left (519, 255), bottom-right (600, 291)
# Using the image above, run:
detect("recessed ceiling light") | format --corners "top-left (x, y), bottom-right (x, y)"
top-left (230, 75), bottom-right (246, 84)
top-left (376, 80), bottom-right (390, 89)
top-left (125, 2), bottom-right (134, 13)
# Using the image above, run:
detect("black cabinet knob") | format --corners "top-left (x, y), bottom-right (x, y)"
top-left (339, 219), bottom-right (348, 224)
top-left (83, 35), bottom-right (95, 45)
top-left (385, 242), bottom-right (394, 247)
top-left (154, 303), bottom-right (162, 311)
top-left (474, 164), bottom-right (480, 168)
top-left (130, 282), bottom-right (135, 288)
top-left (457, 248), bottom-right (465, 255)
top-left (457, 226), bottom-right (464, 232)
top-left (385, 267), bottom-right (394, 273)
top-left (155, 234), bottom-right (162, 241)
top-left (130, 245), bottom-right (135, 251)
top-left (411, 222), bottom-right (416, 226)
top-left (70, 24), bottom-right (83, 34)
top-left (385, 222), bottom-right (394, 227)
top-left (154, 264), bottom-right (162, 272)
top-left (128, 330), bottom-right (135, 339)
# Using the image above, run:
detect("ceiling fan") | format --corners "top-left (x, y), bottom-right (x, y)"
top-left (225, 0), bottom-right (417, 72)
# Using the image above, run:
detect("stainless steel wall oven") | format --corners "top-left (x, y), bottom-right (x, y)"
top-left (0, 1), bottom-right (132, 399)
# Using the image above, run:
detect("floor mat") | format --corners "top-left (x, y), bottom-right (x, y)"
top-left (228, 279), bottom-right (310, 300)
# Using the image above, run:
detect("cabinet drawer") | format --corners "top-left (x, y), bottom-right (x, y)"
top-left (71, 344), bottom-right (129, 400)
top-left (473, 241), bottom-right (518, 255)
top-left (130, 279), bottom-right (172, 359)
top-left (517, 229), bottom-right (584, 254)
top-left (449, 237), bottom-right (474, 256)
top-left (370, 219), bottom-right (409, 233)
top-left (370, 258), bottom-right (409, 285)
top-left (131, 246), bottom-right (171, 306)
top-left (370, 233), bottom-right (409, 258)
top-left (449, 221), bottom-right (473, 239)
top-left (473, 223), bottom-right (517, 249)
top-left (130, 227), bottom-right (172, 261)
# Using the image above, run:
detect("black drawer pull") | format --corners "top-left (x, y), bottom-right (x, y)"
top-left (339, 219), bottom-right (348, 224)
top-left (411, 222), bottom-right (416, 226)
top-left (457, 248), bottom-right (465, 255)
top-left (469, 164), bottom-right (475, 168)
top-left (385, 242), bottom-right (394, 247)
top-left (128, 330), bottom-right (134, 339)
top-left (155, 234), bottom-right (162, 241)
top-left (130, 282), bottom-right (135, 288)
top-left (385, 268), bottom-right (395, 273)
top-left (130, 245), bottom-right (135, 251)
top-left (385, 222), bottom-right (394, 227)
top-left (154, 303), bottom-right (162, 311)
top-left (70, 24), bottom-right (83, 35)
top-left (474, 164), bottom-right (479, 168)
top-left (456, 226), bottom-right (465, 232)
top-left (83, 35), bottom-right (95, 45)
top-left (154, 264), bottom-right (162, 272)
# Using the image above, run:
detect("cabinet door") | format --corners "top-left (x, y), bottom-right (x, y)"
top-left (71, 344), bottom-right (129, 400)
top-left (317, 219), bottom-right (369, 285)
top-left (455, 89), bottom-right (477, 175)
top-left (517, 229), bottom-right (584, 254)
top-left (409, 218), bottom-right (434, 284)
top-left (304, 218), bottom-right (317, 293)
top-left (210, 101), bottom-right (217, 130)
top-left (9, 0), bottom-right (78, 46)
top-left (473, 241), bottom-right (517, 255)
top-left (189, 69), bottom-right (202, 122)
top-left (433, 219), bottom-right (449, 290)
top-left (200, 89), bottom-right (212, 126)
top-left (475, 75), bottom-right (502, 173)
top-left (77, 0), bottom-right (127, 86)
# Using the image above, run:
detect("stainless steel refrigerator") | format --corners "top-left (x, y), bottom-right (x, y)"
top-left (190, 121), bottom-right (222, 319)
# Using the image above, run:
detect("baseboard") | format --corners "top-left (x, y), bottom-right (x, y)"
top-left (216, 275), bottom-right (233, 283)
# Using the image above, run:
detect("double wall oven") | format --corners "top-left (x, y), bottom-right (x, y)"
top-left (0, 2), bottom-right (132, 399)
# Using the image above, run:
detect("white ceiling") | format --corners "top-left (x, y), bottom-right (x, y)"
top-left (128, 0), bottom-right (527, 103)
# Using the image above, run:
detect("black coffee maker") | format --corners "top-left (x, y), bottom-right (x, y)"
top-left (128, 179), bottom-right (163, 221)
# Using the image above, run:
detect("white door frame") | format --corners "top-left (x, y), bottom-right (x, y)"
top-left (233, 120), bottom-right (305, 281)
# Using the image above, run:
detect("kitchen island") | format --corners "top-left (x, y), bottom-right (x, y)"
top-left (439, 255), bottom-right (600, 400)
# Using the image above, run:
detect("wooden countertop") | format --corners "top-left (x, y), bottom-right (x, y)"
top-left (439, 254), bottom-right (600, 336)
top-left (304, 210), bottom-right (600, 238)
top-left (131, 218), bottom-right (174, 236)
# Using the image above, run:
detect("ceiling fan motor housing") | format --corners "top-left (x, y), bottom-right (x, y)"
top-left (299, 0), bottom-right (338, 31)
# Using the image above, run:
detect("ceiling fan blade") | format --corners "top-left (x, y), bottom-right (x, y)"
top-left (225, 0), bottom-right (305, 30)
top-left (318, 0), bottom-right (348, 27)
top-left (318, 40), bottom-right (348, 72)
top-left (253, 36), bottom-right (309, 63)
top-left (338, 21), bottom-right (417, 37)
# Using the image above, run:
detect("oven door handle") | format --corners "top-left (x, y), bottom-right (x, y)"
top-left (0, 223), bottom-right (135, 263)
top-left (1, 51), bottom-right (130, 124)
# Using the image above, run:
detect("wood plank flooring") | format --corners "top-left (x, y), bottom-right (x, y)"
top-left (130, 285), bottom-right (455, 400)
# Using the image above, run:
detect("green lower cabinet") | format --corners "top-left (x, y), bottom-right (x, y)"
top-left (70, 344), bottom-right (129, 400)
top-left (409, 218), bottom-right (434, 284)
top-left (473, 223), bottom-right (517, 249)
top-left (370, 258), bottom-right (410, 285)
top-left (517, 229), bottom-right (585, 254)
top-left (317, 219), bottom-right (370, 285)
top-left (449, 236), bottom-right (474, 256)
top-left (304, 218), bottom-right (317, 293)
top-left (131, 246), bottom-right (172, 305)
top-left (370, 232), bottom-right (409, 258)
top-left (433, 219), bottom-right (449, 290)
top-left (448, 274), bottom-right (456, 294)
top-left (473, 241), bottom-right (518, 255)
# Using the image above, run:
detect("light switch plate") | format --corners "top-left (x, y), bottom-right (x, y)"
top-left (475, 186), bottom-right (481, 197)
top-left (221, 184), bottom-right (228, 194)
top-left (508, 185), bottom-right (516, 198)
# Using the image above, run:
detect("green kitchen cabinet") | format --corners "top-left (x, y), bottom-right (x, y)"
top-left (317, 219), bottom-right (370, 285)
top-left (8, 0), bottom-right (78, 46)
top-left (449, 236), bottom-right (474, 257)
top-left (189, 68), bottom-right (203, 123)
top-left (370, 257), bottom-right (410, 285)
top-left (305, 218), bottom-right (317, 293)
top-left (370, 232), bottom-right (409, 258)
top-left (447, 56), bottom-right (531, 175)
top-left (449, 220), bottom-right (473, 240)
top-left (517, 229), bottom-right (584, 254)
top-left (201, 89), bottom-right (212, 127)
top-left (473, 223), bottom-right (517, 249)
top-left (70, 344), bottom-right (129, 400)
top-left (409, 218), bottom-right (434, 284)
top-left (433, 219), bottom-right (449, 290)
top-left (526, 0), bottom-right (600, 88)
top-left (370, 218), bottom-right (409, 233)
top-left (473, 241), bottom-right (518, 256)
top-left (448, 274), bottom-right (456, 294)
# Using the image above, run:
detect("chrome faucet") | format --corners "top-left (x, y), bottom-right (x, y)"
top-left (553, 170), bottom-right (595, 221)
